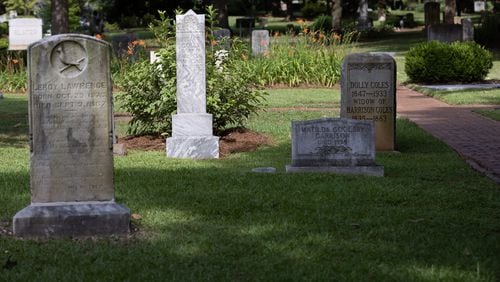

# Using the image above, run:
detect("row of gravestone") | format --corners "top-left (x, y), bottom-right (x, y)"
top-left (424, 2), bottom-right (475, 43)
top-left (12, 10), bottom-right (395, 238)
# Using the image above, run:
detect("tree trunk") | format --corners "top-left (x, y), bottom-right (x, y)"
top-left (51, 0), bottom-right (69, 34)
top-left (213, 0), bottom-right (229, 29)
top-left (331, 0), bottom-right (343, 33)
top-left (444, 0), bottom-right (456, 24)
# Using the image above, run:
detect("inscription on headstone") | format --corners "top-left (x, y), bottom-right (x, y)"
top-left (166, 10), bottom-right (219, 159)
top-left (8, 18), bottom-right (43, 50)
top-left (340, 53), bottom-right (396, 151)
top-left (251, 30), bottom-right (270, 57)
top-left (286, 118), bottom-right (384, 176)
top-left (13, 34), bottom-right (130, 237)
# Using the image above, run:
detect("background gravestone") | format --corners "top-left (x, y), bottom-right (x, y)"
top-left (213, 28), bottom-right (231, 50)
top-left (424, 2), bottom-right (440, 29)
top-left (286, 118), bottom-right (384, 177)
top-left (251, 30), bottom-right (270, 57)
top-left (427, 24), bottom-right (463, 42)
top-left (340, 53), bottom-right (396, 151)
top-left (13, 34), bottom-right (130, 237)
top-left (166, 10), bottom-right (219, 159)
top-left (461, 18), bottom-right (474, 41)
top-left (8, 18), bottom-right (42, 50)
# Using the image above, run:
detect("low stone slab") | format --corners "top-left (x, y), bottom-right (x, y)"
top-left (286, 118), bottom-right (384, 176)
top-left (13, 202), bottom-right (130, 237)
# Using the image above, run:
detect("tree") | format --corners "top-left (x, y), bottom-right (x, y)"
top-left (3, 0), bottom-right (37, 15)
top-left (331, 0), bottom-right (342, 33)
top-left (51, 0), bottom-right (68, 34)
top-left (444, 0), bottom-right (456, 24)
top-left (212, 0), bottom-right (229, 29)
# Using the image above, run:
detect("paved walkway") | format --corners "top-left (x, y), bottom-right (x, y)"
top-left (397, 85), bottom-right (500, 184)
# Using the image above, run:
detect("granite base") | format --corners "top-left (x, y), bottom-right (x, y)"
top-left (13, 201), bottom-right (130, 237)
top-left (285, 165), bottom-right (384, 177)
top-left (166, 136), bottom-right (219, 159)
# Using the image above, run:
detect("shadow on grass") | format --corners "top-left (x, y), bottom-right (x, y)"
top-left (1, 119), bottom-right (499, 280)
top-left (0, 95), bottom-right (29, 148)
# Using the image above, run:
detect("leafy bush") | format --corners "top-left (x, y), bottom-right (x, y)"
top-left (117, 8), bottom-right (267, 136)
top-left (475, 13), bottom-right (500, 48)
top-left (235, 30), bottom-right (357, 87)
top-left (405, 41), bottom-right (493, 83)
top-left (301, 2), bottom-right (328, 19)
top-left (310, 15), bottom-right (332, 32)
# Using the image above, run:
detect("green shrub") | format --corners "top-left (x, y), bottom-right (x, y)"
top-left (0, 22), bottom-right (8, 37)
top-left (405, 41), bottom-right (493, 83)
top-left (310, 15), bottom-right (332, 32)
top-left (301, 2), bottom-right (328, 19)
top-left (117, 8), bottom-right (267, 136)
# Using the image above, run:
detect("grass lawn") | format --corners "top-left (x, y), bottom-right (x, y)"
top-left (473, 108), bottom-right (500, 121)
top-left (1, 91), bottom-right (499, 281)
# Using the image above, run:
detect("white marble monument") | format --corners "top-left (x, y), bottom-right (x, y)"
top-left (166, 10), bottom-right (219, 159)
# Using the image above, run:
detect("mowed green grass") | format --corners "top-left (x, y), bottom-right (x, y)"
top-left (1, 92), bottom-right (499, 281)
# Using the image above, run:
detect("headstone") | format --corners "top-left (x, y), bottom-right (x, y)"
top-left (461, 18), bottom-right (474, 41)
top-left (251, 30), bottom-right (270, 57)
top-left (166, 10), bottom-right (219, 159)
top-left (236, 17), bottom-right (255, 37)
top-left (286, 118), bottom-right (384, 177)
top-left (212, 28), bottom-right (231, 49)
top-left (357, 0), bottom-right (371, 30)
top-left (427, 24), bottom-right (463, 42)
top-left (424, 2), bottom-right (440, 29)
top-left (340, 53), bottom-right (396, 151)
top-left (474, 1), bottom-right (485, 12)
top-left (405, 13), bottom-right (415, 27)
top-left (13, 34), bottom-right (130, 237)
top-left (8, 18), bottom-right (43, 50)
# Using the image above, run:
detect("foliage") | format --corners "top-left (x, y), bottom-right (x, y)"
top-left (235, 30), bottom-right (357, 87)
top-left (117, 8), bottom-right (267, 136)
top-left (37, 0), bottom-right (81, 32)
top-left (475, 12), bottom-right (500, 48)
top-left (0, 22), bottom-right (7, 36)
top-left (0, 39), bottom-right (27, 92)
top-left (310, 15), bottom-right (332, 32)
top-left (3, 0), bottom-right (37, 15)
top-left (405, 41), bottom-right (493, 83)
top-left (301, 2), bottom-right (328, 19)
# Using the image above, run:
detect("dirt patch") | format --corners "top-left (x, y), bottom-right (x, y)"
top-left (119, 128), bottom-right (272, 158)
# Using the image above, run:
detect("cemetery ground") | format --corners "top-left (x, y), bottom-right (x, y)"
top-left (1, 87), bottom-right (500, 280)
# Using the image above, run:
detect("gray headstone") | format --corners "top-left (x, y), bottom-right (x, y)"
top-left (286, 118), bottom-right (384, 176)
top-left (357, 0), bottom-right (371, 30)
top-left (427, 24), bottom-right (463, 42)
top-left (424, 2), bottom-right (440, 29)
top-left (8, 18), bottom-right (43, 50)
top-left (340, 53), bottom-right (396, 151)
top-left (474, 1), bottom-right (485, 12)
top-left (213, 28), bottom-right (231, 49)
top-left (13, 34), bottom-right (130, 237)
top-left (251, 30), bottom-right (270, 57)
top-left (166, 10), bottom-right (219, 159)
top-left (461, 18), bottom-right (474, 41)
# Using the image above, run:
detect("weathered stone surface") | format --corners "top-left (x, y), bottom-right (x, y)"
top-left (28, 34), bottom-right (114, 203)
top-left (176, 10), bottom-right (206, 114)
top-left (167, 136), bottom-right (219, 159)
top-left (13, 202), bottom-right (130, 237)
top-left (251, 167), bottom-right (277, 173)
top-left (251, 30), bottom-right (270, 56)
top-left (286, 118), bottom-right (383, 176)
top-left (340, 53), bottom-right (396, 151)
top-left (427, 24), bottom-right (463, 42)
top-left (167, 10), bottom-right (219, 159)
top-left (462, 18), bottom-right (474, 41)
top-left (8, 18), bottom-right (42, 50)
top-left (13, 34), bottom-right (130, 237)
top-left (171, 113), bottom-right (213, 136)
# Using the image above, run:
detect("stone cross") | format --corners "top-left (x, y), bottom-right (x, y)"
top-left (166, 10), bottom-right (219, 159)
top-left (13, 34), bottom-right (130, 237)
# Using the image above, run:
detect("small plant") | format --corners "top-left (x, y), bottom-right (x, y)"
top-left (117, 7), bottom-right (267, 136)
top-left (405, 41), bottom-right (493, 83)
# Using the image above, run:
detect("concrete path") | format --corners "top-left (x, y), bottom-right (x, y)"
top-left (397, 85), bottom-right (500, 183)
